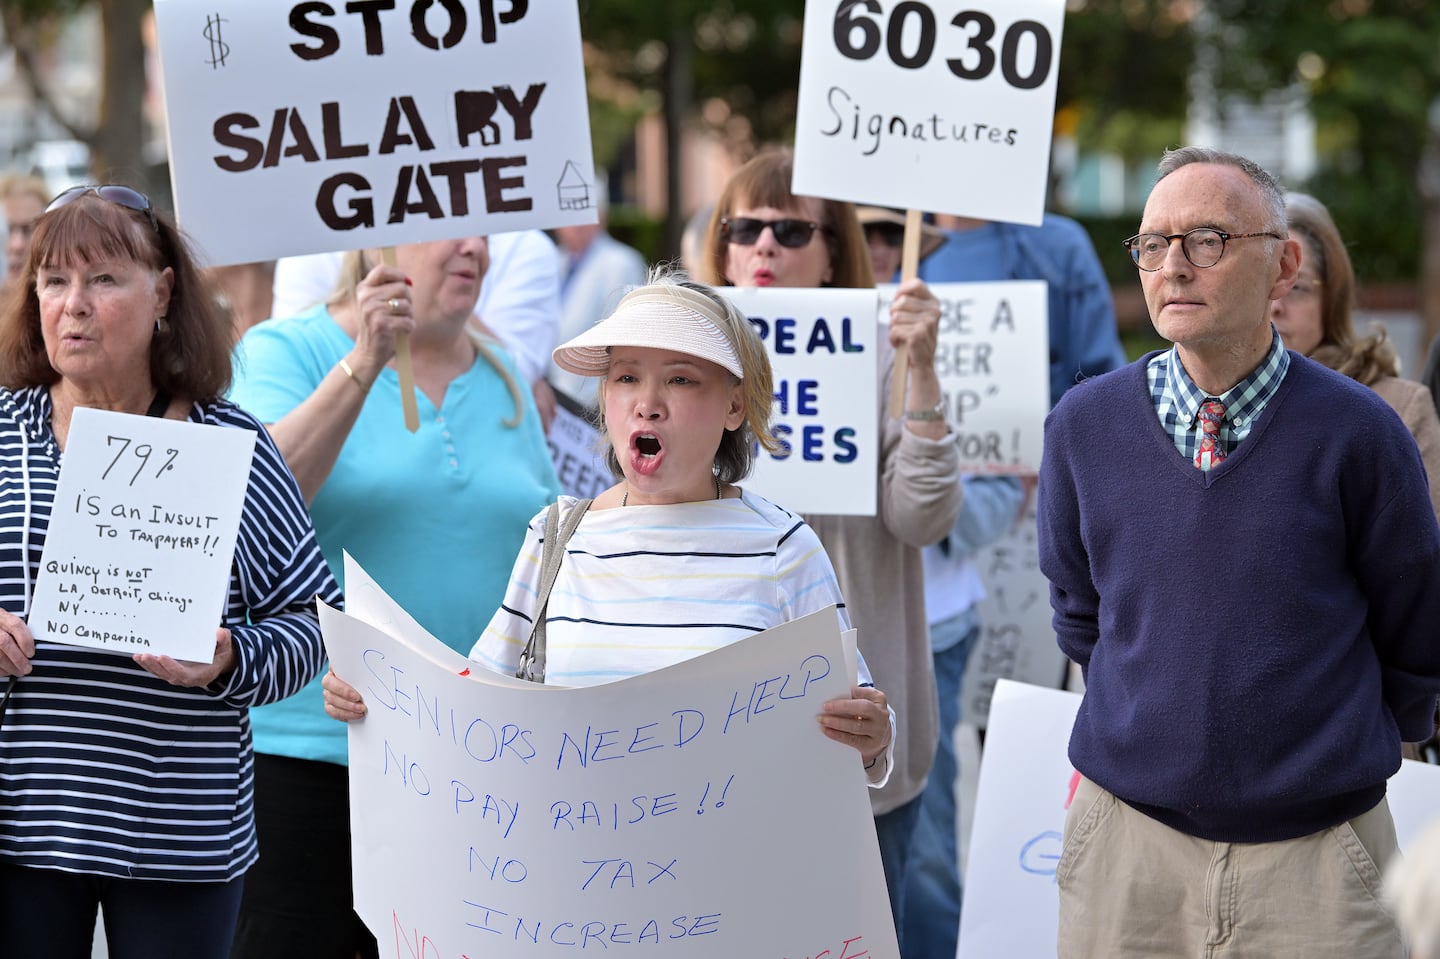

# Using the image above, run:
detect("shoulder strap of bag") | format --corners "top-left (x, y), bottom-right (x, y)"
top-left (515, 497), bottom-right (591, 683)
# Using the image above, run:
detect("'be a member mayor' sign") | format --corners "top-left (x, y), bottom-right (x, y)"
top-left (154, 0), bottom-right (596, 265)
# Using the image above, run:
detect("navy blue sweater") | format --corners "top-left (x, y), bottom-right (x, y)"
top-left (1038, 352), bottom-right (1440, 842)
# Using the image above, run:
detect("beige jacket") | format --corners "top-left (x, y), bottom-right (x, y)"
top-left (805, 339), bottom-right (963, 815)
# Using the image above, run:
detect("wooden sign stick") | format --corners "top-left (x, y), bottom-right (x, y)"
top-left (887, 208), bottom-right (924, 418)
top-left (381, 246), bottom-right (420, 433)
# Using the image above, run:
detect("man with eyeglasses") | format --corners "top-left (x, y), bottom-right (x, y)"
top-left (1038, 145), bottom-right (1440, 958)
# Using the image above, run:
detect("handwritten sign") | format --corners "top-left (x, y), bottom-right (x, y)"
top-left (30, 408), bottom-right (256, 661)
top-left (793, 0), bottom-right (1066, 225)
top-left (546, 397), bottom-right (613, 501)
top-left (718, 287), bottom-right (879, 516)
top-left (321, 598), bottom-right (898, 958)
top-left (879, 280), bottom-right (1047, 472)
top-left (959, 680), bottom-right (1440, 959)
top-left (153, 0), bottom-right (596, 265)
top-left (960, 495), bottom-right (1065, 728)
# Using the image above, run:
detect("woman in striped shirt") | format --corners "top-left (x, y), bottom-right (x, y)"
top-left (324, 271), bottom-right (895, 779)
top-left (0, 186), bottom-right (340, 959)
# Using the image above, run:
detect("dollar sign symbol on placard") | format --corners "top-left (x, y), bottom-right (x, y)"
top-left (203, 14), bottom-right (229, 69)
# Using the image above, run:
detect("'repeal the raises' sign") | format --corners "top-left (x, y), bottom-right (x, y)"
top-left (152, 0), bottom-right (596, 265)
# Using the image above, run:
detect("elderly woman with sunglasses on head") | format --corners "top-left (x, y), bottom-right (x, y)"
top-left (323, 268), bottom-right (895, 777)
top-left (0, 184), bottom-right (340, 959)
top-left (227, 236), bottom-right (559, 959)
top-left (696, 150), bottom-right (962, 946)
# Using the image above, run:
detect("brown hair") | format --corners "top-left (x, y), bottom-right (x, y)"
top-left (698, 149), bottom-right (875, 290)
top-left (1285, 192), bottom-right (1396, 385)
top-left (330, 246), bottom-right (527, 428)
top-left (0, 190), bottom-right (233, 401)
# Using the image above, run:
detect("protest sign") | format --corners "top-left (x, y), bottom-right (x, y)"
top-left (879, 280), bottom-right (1047, 472)
top-left (321, 598), bottom-right (898, 957)
top-left (718, 287), bottom-right (879, 516)
top-left (793, 0), bottom-right (1067, 226)
top-left (959, 680), bottom-right (1440, 959)
top-left (30, 408), bottom-right (256, 661)
top-left (960, 494), bottom-right (1065, 728)
top-left (152, 0), bottom-right (596, 265)
top-left (546, 395), bottom-right (612, 501)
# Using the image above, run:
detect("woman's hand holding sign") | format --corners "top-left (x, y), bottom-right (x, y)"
top-left (0, 609), bottom-right (35, 677)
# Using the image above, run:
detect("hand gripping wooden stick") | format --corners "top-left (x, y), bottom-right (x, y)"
top-left (381, 246), bottom-right (420, 433)
top-left (887, 208), bottom-right (924, 418)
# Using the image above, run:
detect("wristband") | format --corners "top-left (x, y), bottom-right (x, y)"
top-left (905, 398), bottom-right (945, 422)
top-left (338, 358), bottom-right (370, 395)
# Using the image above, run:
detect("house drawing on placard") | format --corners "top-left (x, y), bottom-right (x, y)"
top-left (557, 161), bottom-right (592, 210)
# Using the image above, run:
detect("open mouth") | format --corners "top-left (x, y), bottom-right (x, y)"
top-left (636, 434), bottom-right (661, 457)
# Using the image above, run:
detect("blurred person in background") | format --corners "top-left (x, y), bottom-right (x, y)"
top-left (0, 173), bottom-right (49, 297)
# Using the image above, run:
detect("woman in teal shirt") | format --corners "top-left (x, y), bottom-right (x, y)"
top-left (227, 237), bottom-right (558, 959)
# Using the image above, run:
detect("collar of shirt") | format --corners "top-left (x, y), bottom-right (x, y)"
top-left (1148, 326), bottom-right (1290, 461)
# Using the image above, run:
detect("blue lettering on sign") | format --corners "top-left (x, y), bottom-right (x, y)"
top-left (1019, 829), bottom-right (1063, 882)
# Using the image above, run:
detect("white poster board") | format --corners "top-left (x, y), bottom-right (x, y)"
top-left (322, 598), bottom-right (899, 958)
top-left (879, 280), bottom-right (1047, 473)
top-left (959, 680), bottom-right (1440, 959)
top-left (719, 287), bottom-right (879, 516)
top-left (30, 408), bottom-right (256, 661)
top-left (793, 0), bottom-right (1067, 225)
top-left (153, 0), bottom-right (596, 265)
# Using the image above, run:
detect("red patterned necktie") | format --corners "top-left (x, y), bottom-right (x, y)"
top-left (1194, 399), bottom-right (1226, 470)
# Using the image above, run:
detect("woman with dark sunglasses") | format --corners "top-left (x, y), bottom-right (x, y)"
top-left (0, 185), bottom-right (340, 958)
top-left (698, 149), bottom-right (962, 951)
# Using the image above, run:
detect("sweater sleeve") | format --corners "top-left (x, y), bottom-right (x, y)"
top-left (876, 341), bottom-right (963, 547)
top-left (1347, 428), bottom-right (1440, 741)
top-left (1036, 401), bottom-right (1100, 672)
top-left (214, 409), bottom-right (342, 708)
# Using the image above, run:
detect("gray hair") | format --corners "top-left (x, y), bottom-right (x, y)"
top-left (1156, 146), bottom-right (1287, 235)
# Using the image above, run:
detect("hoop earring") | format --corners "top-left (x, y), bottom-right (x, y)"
top-left (155, 315), bottom-right (169, 334)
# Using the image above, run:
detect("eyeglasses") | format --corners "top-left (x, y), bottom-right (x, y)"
top-left (863, 222), bottom-right (906, 248)
top-left (721, 217), bottom-right (829, 249)
top-left (45, 184), bottom-right (158, 233)
top-left (1122, 228), bottom-right (1282, 271)
top-left (1283, 278), bottom-right (1323, 301)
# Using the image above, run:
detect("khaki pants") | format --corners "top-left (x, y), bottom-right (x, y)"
top-left (1057, 776), bottom-right (1406, 959)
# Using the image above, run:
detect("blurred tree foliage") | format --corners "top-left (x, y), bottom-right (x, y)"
top-left (1208, 0), bottom-right (1440, 285)
top-left (1, 0), bottom-right (156, 195)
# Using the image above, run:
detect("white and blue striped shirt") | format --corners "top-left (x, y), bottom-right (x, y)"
top-left (0, 386), bottom-right (341, 882)
top-left (471, 491), bottom-right (854, 686)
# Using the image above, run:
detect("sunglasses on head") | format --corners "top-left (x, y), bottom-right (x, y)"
top-left (863, 222), bottom-right (906, 248)
top-left (46, 184), bottom-right (159, 233)
top-left (721, 216), bottom-right (829, 249)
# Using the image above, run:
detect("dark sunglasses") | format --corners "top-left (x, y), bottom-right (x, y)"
top-left (721, 216), bottom-right (829, 249)
top-left (864, 222), bottom-right (906, 248)
top-left (46, 184), bottom-right (159, 233)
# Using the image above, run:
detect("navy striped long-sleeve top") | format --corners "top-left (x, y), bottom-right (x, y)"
top-left (0, 386), bottom-right (341, 882)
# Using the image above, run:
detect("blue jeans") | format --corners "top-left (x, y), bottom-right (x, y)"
top-left (874, 792), bottom-right (923, 955)
top-left (900, 624), bottom-right (978, 959)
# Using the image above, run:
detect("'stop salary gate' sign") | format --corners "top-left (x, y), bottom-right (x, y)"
top-left (793, 0), bottom-right (1067, 226)
top-left (153, 0), bottom-right (597, 265)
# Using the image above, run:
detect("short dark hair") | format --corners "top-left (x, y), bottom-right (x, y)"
top-left (0, 190), bottom-right (233, 401)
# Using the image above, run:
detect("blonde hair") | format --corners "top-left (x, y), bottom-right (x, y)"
top-left (329, 248), bottom-right (526, 428)
top-left (595, 266), bottom-right (778, 484)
